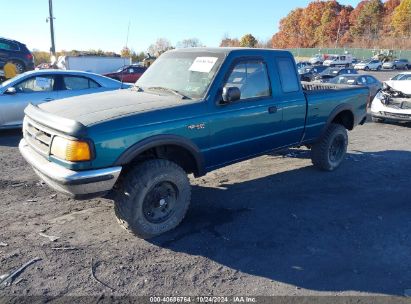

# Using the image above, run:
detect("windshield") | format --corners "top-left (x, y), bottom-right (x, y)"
top-left (0, 71), bottom-right (31, 88)
top-left (320, 68), bottom-right (339, 75)
top-left (329, 76), bottom-right (357, 84)
top-left (136, 51), bottom-right (224, 100)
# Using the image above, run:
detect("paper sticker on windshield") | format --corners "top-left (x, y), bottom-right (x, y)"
top-left (189, 57), bottom-right (218, 73)
top-left (35, 77), bottom-right (51, 88)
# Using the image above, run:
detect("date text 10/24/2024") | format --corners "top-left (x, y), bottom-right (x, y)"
top-left (149, 296), bottom-right (257, 303)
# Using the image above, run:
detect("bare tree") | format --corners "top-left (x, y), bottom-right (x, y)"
top-left (177, 38), bottom-right (203, 48)
top-left (147, 38), bottom-right (174, 57)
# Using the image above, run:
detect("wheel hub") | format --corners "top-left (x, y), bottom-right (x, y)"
top-left (142, 181), bottom-right (178, 224)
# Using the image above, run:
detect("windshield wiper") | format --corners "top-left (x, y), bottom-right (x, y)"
top-left (147, 86), bottom-right (190, 99)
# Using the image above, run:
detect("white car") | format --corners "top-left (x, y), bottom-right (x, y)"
top-left (323, 54), bottom-right (353, 67)
top-left (354, 59), bottom-right (382, 71)
top-left (370, 77), bottom-right (411, 123)
top-left (309, 54), bottom-right (324, 65)
top-left (0, 70), bottom-right (131, 129)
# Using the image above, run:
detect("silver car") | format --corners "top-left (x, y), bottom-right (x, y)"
top-left (0, 70), bottom-right (131, 129)
top-left (382, 59), bottom-right (410, 70)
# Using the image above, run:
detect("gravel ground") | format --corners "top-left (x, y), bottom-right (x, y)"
top-left (0, 70), bottom-right (410, 299)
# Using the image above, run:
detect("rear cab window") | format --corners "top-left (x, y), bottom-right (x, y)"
top-left (276, 57), bottom-right (300, 93)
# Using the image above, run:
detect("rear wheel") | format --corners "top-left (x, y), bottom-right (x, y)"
top-left (113, 159), bottom-right (191, 239)
top-left (311, 123), bottom-right (348, 171)
top-left (11, 61), bottom-right (25, 73)
top-left (377, 65), bottom-right (382, 71)
top-left (392, 65), bottom-right (397, 70)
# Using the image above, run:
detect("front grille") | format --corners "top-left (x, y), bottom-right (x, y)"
top-left (381, 111), bottom-right (411, 119)
top-left (23, 119), bottom-right (52, 156)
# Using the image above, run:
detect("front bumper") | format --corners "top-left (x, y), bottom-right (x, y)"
top-left (370, 97), bottom-right (411, 122)
top-left (19, 139), bottom-right (122, 198)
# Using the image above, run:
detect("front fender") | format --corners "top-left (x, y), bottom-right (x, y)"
top-left (114, 134), bottom-right (205, 176)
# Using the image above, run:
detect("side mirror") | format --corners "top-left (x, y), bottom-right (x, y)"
top-left (4, 87), bottom-right (16, 95)
top-left (221, 86), bottom-right (241, 104)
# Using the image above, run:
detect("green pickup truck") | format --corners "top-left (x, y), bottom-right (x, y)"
top-left (19, 48), bottom-right (368, 238)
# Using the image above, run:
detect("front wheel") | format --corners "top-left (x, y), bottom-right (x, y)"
top-left (377, 65), bottom-right (381, 71)
top-left (311, 123), bottom-right (348, 171)
top-left (113, 159), bottom-right (191, 239)
top-left (364, 66), bottom-right (370, 71)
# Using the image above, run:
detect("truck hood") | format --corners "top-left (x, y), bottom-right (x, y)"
top-left (39, 89), bottom-right (188, 126)
top-left (384, 80), bottom-right (411, 95)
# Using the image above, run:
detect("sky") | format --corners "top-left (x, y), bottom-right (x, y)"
top-left (1, 0), bottom-right (360, 53)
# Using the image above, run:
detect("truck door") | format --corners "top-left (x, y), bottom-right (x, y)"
top-left (208, 58), bottom-right (284, 168)
top-left (273, 57), bottom-right (307, 145)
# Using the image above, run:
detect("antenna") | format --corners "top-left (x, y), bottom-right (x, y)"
top-left (120, 19), bottom-right (131, 89)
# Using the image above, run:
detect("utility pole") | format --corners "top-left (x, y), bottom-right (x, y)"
top-left (48, 0), bottom-right (56, 57)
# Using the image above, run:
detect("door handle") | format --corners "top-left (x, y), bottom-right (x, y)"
top-left (43, 98), bottom-right (54, 102)
top-left (268, 106), bottom-right (277, 114)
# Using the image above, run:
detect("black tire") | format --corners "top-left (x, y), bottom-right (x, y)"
top-left (113, 159), bottom-right (191, 239)
top-left (310, 123), bottom-right (348, 171)
top-left (372, 117), bottom-right (385, 123)
top-left (376, 65), bottom-right (381, 71)
top-left (364, 66), bottom-right (370, 71)
top-left (392, 65), bottom-right (397, 70)
top-left (11, 61), bottom-right (25, 73)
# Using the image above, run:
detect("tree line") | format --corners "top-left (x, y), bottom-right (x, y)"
top-left (271, 0), bottom-right (411, 49)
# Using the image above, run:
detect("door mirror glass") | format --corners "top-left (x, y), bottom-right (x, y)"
top-left (4, 87), bottom-right (16, 95)
top-left (222, 86), bottom-right (241, 104)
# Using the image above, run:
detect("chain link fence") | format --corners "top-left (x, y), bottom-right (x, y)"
top-left (287, 48), bottom-right (411, 61)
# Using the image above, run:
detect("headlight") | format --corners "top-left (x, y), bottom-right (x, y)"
top-left (51, 137), bottom-right (92, 161)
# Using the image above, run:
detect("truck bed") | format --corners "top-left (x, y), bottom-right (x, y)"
top-left (301, 81), bottom-right (359, 91)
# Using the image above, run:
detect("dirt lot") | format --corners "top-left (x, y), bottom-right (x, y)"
top-left (1, 70), bottom-right (411, 298)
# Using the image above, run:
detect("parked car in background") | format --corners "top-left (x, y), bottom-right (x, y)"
top-left (0, 37), bottom-right (34, 73)
top-left (104, 65), bottom-right (147, 83)
top-left (382, 59), bottom-right (410, 70)
top-left (328, 74), bottom-right (382, 103)
top-left (323, 54), bottom-right (353, 67)
top-left (370, 77), bottom-right (411, 123)
top-left (309, 54), bottom-right (324, 65)
top-left (354, 59), bottom-right (382, 71)
top-left (0, 70), bottom-right (131, 129)
top-left (390, 72), bottom-right (411, 80)
top-left (299, 65), bottom-right (328, 82)
top-left (313, 67), bottom-right (357, 83)
top-left (296, 61), bottom-right (311, 69)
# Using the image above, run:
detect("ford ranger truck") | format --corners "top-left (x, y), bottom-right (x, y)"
top-left (19, 48), bottom-right (368, 239)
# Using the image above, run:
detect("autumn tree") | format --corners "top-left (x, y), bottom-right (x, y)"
top-left (350, 0), bottom-right (384, 44)
top-left (239, 34), bottom-right (258, 48)
top-left (220, 35), bottom-right (240, 47)
top-left (120, 46), bottom-right (132, 58)
top-left (272, 8), bottom-right (304, 48)
top-left (392, 0), bottom-right (411, 37)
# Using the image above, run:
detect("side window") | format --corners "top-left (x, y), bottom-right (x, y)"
top-left (0, 40), bottom-right (19, 51)
top-left (14, 76), bottom-right (55, 93)
top-left (366, 76), bottom-right (375, 84)
top-left (277, 58), bottom-right (300, 93)
top-left (359, 77), bottom-right (367, 84)
top-left (225, 60), bottom-right (270, 100)
top-left (340, 56), bottom-right (346, 61)
top-left (63, 76), bottom-right (100, 90)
